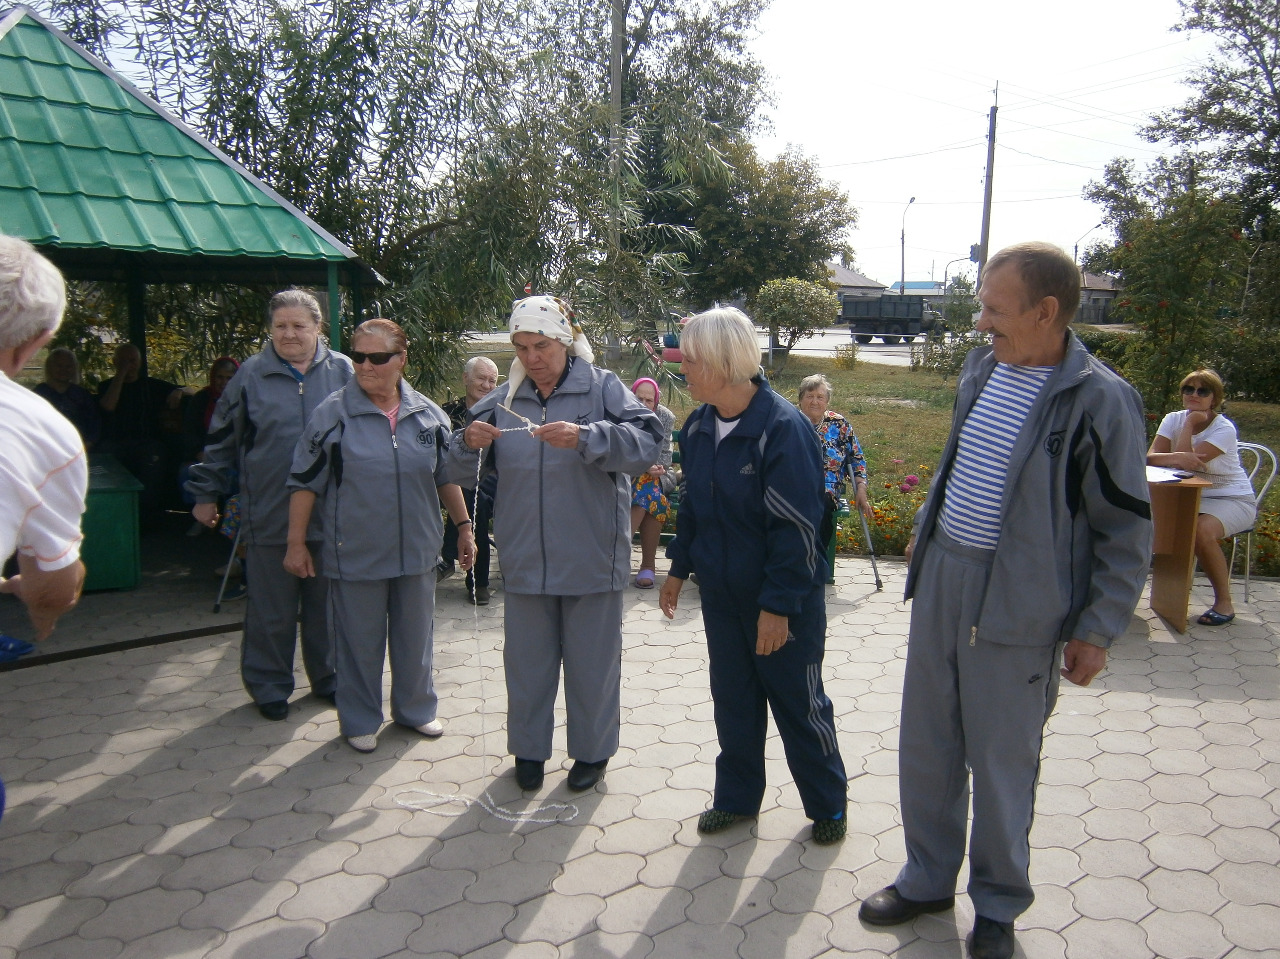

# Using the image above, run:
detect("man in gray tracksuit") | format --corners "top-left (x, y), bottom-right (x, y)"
top-left (187, 324), bottom-right (352, 714)
top-left (858, 244), bottom-right (1152, 959)
top-left (446, 294), bottom-right (662, 792)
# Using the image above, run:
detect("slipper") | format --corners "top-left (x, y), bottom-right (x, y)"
top-left (635, 569), bottom-right (655, 589)
top-left (1197, 609), bottom-right (1235, 626)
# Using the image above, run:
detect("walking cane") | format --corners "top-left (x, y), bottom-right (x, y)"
top-left (858, 509), bottom-right (883, 591)
top-left (213, 524), bottom-right (242, 613)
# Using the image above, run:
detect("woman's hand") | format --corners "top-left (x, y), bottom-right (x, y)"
top-left (756, 610), bottom-right (789, 656)
top-left (659, 575), bottom-right (684, 618)
top-left (464, 420), bottom-right (501, 450)
top-left (1186, 409), bottom-right (1211, 430)
top-left (457, 527), bottom-right (477, 572)
top-left (533, 420), bottom-right (580, 449)
top-left (649, 464), bottom-right (666, 476)
top-left (193, 502), bottom-right (219, 529)
top-left (854, 483), bottom-right (873, 520)
top-left (284, 543), bottom-right (315, 578)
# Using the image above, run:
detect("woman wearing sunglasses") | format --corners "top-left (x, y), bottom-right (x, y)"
top-left (1148, 369), bottom-right (1256, 626)
top-left (187, 290), bottom-right (352, 720)
top-left (284, 319), bottom-right (474, 752)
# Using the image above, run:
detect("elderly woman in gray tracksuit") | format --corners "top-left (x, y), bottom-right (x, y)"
top-left (188, 290), bottom-right (352, 722)
top-left (284, 319), bottom-right (475, 753)
top-left (448, 295), bottom-right (662, 793)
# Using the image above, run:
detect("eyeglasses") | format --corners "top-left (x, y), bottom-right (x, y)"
top-left (1181, 385), bottom-right (1213, 398)
top-left (349, 350), bottom-right (400, 366)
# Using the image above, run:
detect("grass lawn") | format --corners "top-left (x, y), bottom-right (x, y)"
top-left (448, 345), bottom-right (1280, 568)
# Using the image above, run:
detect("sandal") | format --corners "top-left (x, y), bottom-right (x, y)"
top-left (635, 569), bottom-right (655, 589)
top-left (811, 808), bottom-right (847, 845)
top-left (1197, 609), bottom-right (1235, 627)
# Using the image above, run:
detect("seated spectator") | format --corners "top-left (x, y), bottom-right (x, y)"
top-left (97, 343), bottom-right (184, 522)
top-left (34, 347), bottom-right (100, 449)
top-left (179, 357), bottom-right (240, 538)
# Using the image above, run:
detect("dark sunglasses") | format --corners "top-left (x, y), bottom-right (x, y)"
top-left (1181, 385), bottom-right (1213, 398)
top-left (349, 350), bottom-right (400, 366)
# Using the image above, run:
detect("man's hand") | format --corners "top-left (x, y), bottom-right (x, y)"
top-left (457, 527), bottom-right (477, 571)
top-left (193, 502), bottom-right (219, 529)
top-left (756, 610), bottom-right (789, 656)
top-left (0, 555), bottom-right (85, 640)
top-left (283, 543), bottom-right (315, 578)
top-left (464, 420), bottom-right (500, 450)
top-left (905, 534), bottom-right (917, 564)
top-left (1061, 638), bottom-right (1107, 687)
top-left (533, 420), bottom-right (580, 449)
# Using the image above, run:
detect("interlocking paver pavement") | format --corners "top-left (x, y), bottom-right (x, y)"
top-left (2, 554), bottom-right (1279, 958)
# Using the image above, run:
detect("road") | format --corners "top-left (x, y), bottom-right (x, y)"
top-left (466, 327), bottom-right (922, 368)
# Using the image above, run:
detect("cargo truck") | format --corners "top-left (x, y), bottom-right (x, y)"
top-left (840, 293), bottom-right (941, 344)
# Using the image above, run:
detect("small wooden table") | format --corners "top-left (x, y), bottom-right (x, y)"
top-left (1148, 473), bottom-right (1212, 632)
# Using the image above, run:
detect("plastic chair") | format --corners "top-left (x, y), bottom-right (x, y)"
top-left (1228, 442), bottom-right (1277, 602)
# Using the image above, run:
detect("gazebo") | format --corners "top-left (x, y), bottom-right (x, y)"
top-left (0, 4), bottom-right (384, 355)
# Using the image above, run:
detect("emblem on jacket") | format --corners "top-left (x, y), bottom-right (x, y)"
top-left (309, 430), bottom-right (323, 455)
top-left (417, 428), bottom-right (434, 447)
top-left (574, 413), bottom-right (590, 426)
top-left (1044, 431), bottom-right (1064, 457)
top-left (740, 463), bottom-right (756, 475)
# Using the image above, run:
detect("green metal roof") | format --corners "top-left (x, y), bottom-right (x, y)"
top-left (0, 6), bottom-right (382, 286)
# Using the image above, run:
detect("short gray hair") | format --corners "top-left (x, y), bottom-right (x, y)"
top-left (464, 355), bottom-right (498, 380)
top-left (798, 373), bottom-right (832, 401)
top-left (681, 307), bottom-right (761, 386)
top-left (0, 235), bottom-right (66, 350)
top-left (268, 289), bottom-right (323, 326)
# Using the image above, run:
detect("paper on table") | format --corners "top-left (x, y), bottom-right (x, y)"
top-left (1146, 465), bottom-right (1186, 483)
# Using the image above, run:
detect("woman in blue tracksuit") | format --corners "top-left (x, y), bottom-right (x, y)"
top-left (284, 319), bottom-right (474, 753)
top-left (660, 307), bottom-right (848, 845)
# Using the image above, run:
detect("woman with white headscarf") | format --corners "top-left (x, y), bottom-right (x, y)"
top-left (446, 295), bottom-right (663, 793)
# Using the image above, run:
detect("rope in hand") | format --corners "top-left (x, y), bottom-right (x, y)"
top-left (395, 407), bottom-right (579, 824)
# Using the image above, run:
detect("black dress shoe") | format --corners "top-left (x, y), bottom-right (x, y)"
top-left (968, 915), bottom-right (1015, 959)
top-left (566, 759), bottom-right (608, 791)
top-left (257, 700), bottom-right (289, 721)
top-left (314, 689), bottom-right (337, 705)
top-left (514, 758), bottom-right (544, 791)
top-left (858, 885), bottom-right (955, 926)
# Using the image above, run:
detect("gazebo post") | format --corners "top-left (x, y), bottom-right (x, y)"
top-left (327, 262), bottom-right (341, 351)
top-left (127, 272), bottom-right (146, 375)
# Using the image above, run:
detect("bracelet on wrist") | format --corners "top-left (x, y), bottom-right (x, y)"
top-left (456, 519), bottom-right (473, 528)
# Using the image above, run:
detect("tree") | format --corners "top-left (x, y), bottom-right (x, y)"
top-left (753, 277), bottom-right (839, 372)
top-left (678, 143), bottom-right (857, 309)
top-left (1144, 1), bottom-right (1280, 230)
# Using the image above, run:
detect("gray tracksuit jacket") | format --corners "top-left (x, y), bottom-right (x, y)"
top-left (186, 342), bottom-right (353, 546)
top-left (906, 333), bottom-right (1152, 648)
top-left (287, 381), bottom-right (454, 582)
top-left (444, 357), bottom-right (663, 595)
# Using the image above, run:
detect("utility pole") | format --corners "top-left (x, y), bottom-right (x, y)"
top-left (977, 87), bottom-right (998, 280)
top-left (606, 0), bottom-right (624, 361)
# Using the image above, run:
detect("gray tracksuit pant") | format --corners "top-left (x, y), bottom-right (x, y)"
top-left (503, 591), bottom-right (623, 764)
top-left (242, 543), bottom-right (335, 704)
top-left (329, 573), bottom-right (437, 737)
top-left (895, 528), bottom-right (1063, 922)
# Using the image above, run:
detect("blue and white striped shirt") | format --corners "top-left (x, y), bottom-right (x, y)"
top-left (938, 363), bottom-right (1054, 549)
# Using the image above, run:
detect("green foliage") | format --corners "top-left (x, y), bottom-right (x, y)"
top-left (1071, 324), bottom-right (1134, 372)
top-left (753, 278), bottom-right (839, 373)
top-left (679, 142), bottom-right (857, 308)
top-left (911, 276), bottom-right (981, 378)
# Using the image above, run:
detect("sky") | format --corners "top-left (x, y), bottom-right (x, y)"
top-left (747, 0), bottom-right (1220, 288)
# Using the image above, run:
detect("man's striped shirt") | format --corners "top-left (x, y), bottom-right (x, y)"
top-left (937, 362), bottom-right (1054, 549)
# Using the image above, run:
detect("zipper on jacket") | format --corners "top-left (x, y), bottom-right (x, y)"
top-left (970, 626), bottom-right (976, 647)
top-left (392, 421), bottom-right (405, 574)
top-left (538, 403), bottom-right (548, 592)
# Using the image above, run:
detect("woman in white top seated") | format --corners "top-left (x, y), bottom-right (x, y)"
top-left (1147, 369), bottom-right (1256, 626)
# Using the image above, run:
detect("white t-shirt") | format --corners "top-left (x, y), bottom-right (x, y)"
top-left (0, 371), bottom-right (88, 571)
top-left (1155, 409), bottom-right (1254, 500)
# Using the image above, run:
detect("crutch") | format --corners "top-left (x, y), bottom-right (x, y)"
top-left (857, 508), bottom-right (883, 591)
top-left (213, 524), bottom-right (242, 613)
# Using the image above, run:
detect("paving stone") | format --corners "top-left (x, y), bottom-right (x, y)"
top-left (1209, 825), bottom-right (1280, 864)
top-left (1062, 916), bottom-right (1154, 958)
top-left (466, 858), bottom-right (561, 905)
top-left (1141, 909), bottom-right (1231, 959)
top-left (277, 868), bottom-right (386, 923)
top-left (1069, 875), bottom-right (1153, 921)
top-left (504, 891), bottom-right (605, 945)
top-left (1211, 861), bottom-right (1280, 906)
top-left (66, 853), bottom-right (183, 901)
top-left (2, 895), bottom-right (106, 950)
top-left (1145, 801), bottom-right (1220, 837)
top-left (1146, 773), bottom-right (1215, 805)
top-left (685, 874), bottom-right (778, 926)
top-left (52, 822), bottom-right (165, 866)
top-left (114, 925), bottom-right (223, 959)
top-left (1146, 833), bottom-right (1223, 872)
top-left (739, 908), bottom-right (832, 959)
top-left (648, 918), bottom-right (746, 956)
top-left (0, 858), bottom-right (91, 909)
top-left (1020, 882), bottom-right (1078, 932)
top-left (1142, 867), bottom-right (1225, 914)
top-left (552, 850), bottom-right (644, 898)
top-left (597, 883), bottom-right (692, 936)
top-left (203, 916), bottom-right (324, 959)
top-left (179, 878), bottom-right (297, 932)
top-left (251, 838), bottom-right (359, 883)
top-left (144, 816), bottom-right (250, 858)
top-left (1208, 794), bottom-right (1279, 828)
top-left (307, 908), bottom-right (422, 959)
top-left (1216, 901), bottom-right (1280, 952)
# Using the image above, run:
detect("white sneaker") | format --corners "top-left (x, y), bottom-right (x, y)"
top-left (415, 719), bottom-right (444, 737)
top-left (347, 734), bottom-right (377, 753)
